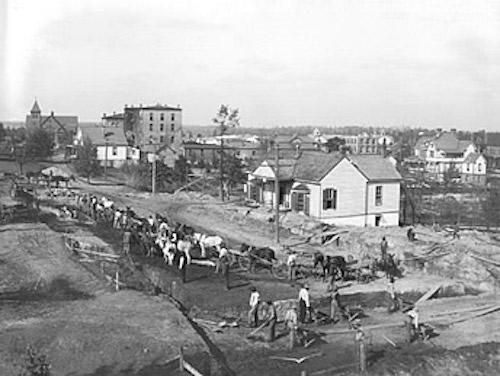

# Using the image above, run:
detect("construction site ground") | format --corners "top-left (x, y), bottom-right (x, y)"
top-left (1, 167), bottom-right (499, 376)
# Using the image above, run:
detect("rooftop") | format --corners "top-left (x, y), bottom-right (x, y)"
top-left (79, 124), bottom-right (128, 146)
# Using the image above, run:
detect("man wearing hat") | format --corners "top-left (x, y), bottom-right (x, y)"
top-left (330, 288), bottom-right (341, 322)
top-left (284, 305), bottom-right (299, 349)
top-left (248, 286), bottom-right (260, 327)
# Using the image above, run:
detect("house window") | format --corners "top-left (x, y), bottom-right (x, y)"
top-left (171, 113), bottom-right (175, 121)
top-left (466, 164), bottom-right (470, 172)
top-left (149, 113), bottom-right (153, 121)
top-left (160, 124), bottom-right (164, 131)
top-left (160, 113), bottom-right (164, 121)
top-left (478, 163), bottom-right (482, 172)
top-left (322, 189), bottom-right (337, 210)
top-left (149, 124), bottom-right (153, 131)
top-left (112, 146), bottom-right (118, 156)
top-left (160, 136), bottom-right (164, 143)
top-left (375, 185), bottom-right (383, 206)
top-left (375, 215), bottom-right (382, 227)
top-left (171, 124), bottom-right (175, 132)
top-left (252, 150), bottom-right (256, 156)
top-left (170, 135), bottom-right (175, 143)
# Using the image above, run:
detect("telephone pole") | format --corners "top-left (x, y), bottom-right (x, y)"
top-left (151, 150), bottom-right (157, 195)
top-left (275, 143), bottom-right (280, 244)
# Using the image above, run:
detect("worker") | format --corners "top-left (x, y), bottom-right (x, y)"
top-left (220, 249), bottom-right (231, 290)
top-left (354, 323), bottom-right (366, 373)
top-left (407, 307), bottom-right (420, 342)
top-left (287, 251), bottom-right (297, 281)
top-left (264, 300), bottom-right (277, 342)
top-left (386, 277), bottom-right (398, 313)
top-left (216, 243), bottom-right (229, 274)
top-left (248, 286), bottom-right (260, 328)
top-left (407, 227), bottom-right (415, 241)
top-left (298, 284), bottom-right (312, 323)
top-left (284, 306), bottom-right (299, 349)
top-left (380, 236), bottom-right (388, 261)
top-left (330, 288), bottom-right (341, 322)
top-left (178, 250), bottom-right (187, 283)
top-left (452, 222), bottom-right (460, 240)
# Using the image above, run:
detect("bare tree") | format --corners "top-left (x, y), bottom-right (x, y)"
top-left (212, 105), bottom-right (240, 201)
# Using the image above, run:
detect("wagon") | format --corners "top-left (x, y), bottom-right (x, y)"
top-left (228, 249), bottom-right (288, 279)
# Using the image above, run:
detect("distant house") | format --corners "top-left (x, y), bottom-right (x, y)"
top-left (460, 153), bottom-right (487, 185)
top-left (414, 131), bottom-right (481, 182)
top-left (484, 132), bottom-right (500, 170)
top-left (25, 100), bottom-right (78, 147)
top-left (141, 143), bottom-right (180, 168)
top-left (102, 112), bottom-right (125, 128)
top-left (247, 152), bottom-right (402, 226)
top-left (74, 124), bottom-right (139, 168)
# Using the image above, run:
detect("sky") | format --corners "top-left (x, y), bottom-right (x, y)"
top-left (1, 0), bottom-right (500, 130)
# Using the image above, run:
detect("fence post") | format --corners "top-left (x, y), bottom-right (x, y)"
top-left (115, 270), bottom-right (119, 292)
top-left (179, 346), bottom-right (184, 372)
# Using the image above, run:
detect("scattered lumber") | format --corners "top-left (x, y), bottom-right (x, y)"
top-left (247, 321), bottom-right (268, 338)
top-left (430, 304), bottom-right (494, 318)
top-left (382, 335), bottom-right (397, 348)
top-left (447, 305), bottom-right (500, 325)
top-left (415, 284), bottom-right (442, 305)
top-left (72, 248), bottom-right (120, 259)
top-left (469, 254), bottom-right (500, 268)
top-left (322, 322), bottom-right (404, 335)
top-left (190, 259), bottom-right (216, 267)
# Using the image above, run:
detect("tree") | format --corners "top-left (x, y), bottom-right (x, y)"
top-left (223, 152), bottom-right (246, 191)
top-left (25, 128), bottom-right (53, 159)
top-left (173, 155), bottom-right (191, 185)
top-left (324, 137), bottom-right (346, 152)
top-left (212, 104), bottom-right (240, 201)
top-left (74, 137), bottom-right (101, 183)
top-left (0, 122), bottom-right (6, 142)
top-left (443, 166), bottom-right (460, 187)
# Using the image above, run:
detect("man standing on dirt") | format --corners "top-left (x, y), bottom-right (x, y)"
top-left (178, 249), bottom-right (187, 283)
top-left (287, 251), bottom-right (297, 281)
top-left (264, 300), bottom-right (277, 342)
top-left (330, 288), bottom-right (341, 322)
top-left (248, 286), bottom-right (260, 327)
top-left (407, 307), bottom-right (420, 342)
top-left (298, 284), bottom-right (312, 323)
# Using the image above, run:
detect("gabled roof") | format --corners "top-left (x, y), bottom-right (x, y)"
top-left (348, 155), bottom-right (402, 181)
top-left (294, 152), bottom-right (343, 181)
top-left (432, 132), bottom-right (470, 154)
top-left (31, 100), bottom-right (41, 113)
top-left (79, 125), bottom-right (128, 146)
top-left (463, 152), bottom-right (484, 164)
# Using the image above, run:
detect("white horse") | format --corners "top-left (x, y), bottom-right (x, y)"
top-left (162, 240), bottom-right (177, 265)
top-left (193, 233), bottom-right (223, 258)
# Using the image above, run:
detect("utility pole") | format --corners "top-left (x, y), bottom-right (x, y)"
top-left (152, 153), bottom-right (157, 195)
top-left (220, 135), bottom-right (224, 202)
top-left (104, 140), bottom-right (108, 179)
top-left (275, 143), bottom-right (280, 244)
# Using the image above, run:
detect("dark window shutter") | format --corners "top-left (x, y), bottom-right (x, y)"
top-left (333, 189), bottom-right (337, 209)
top-left (322, 189), bottom-right (327, 210)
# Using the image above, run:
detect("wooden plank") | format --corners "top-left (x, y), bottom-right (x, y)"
top-left (247, 321), bottom-right (268, 337)
top-left (447, 305), bottom-right (500, 325)
top-left (190, 259), bottom-right (216, 267)
top-left (415, 284), bottom-right (442, 305)
top-left (430, 304), bottom-right (495, 318)
top-left (74, 248), bottom-right (120, 259)
top-left (470, 254), bottom-right (500, 268)
top-left (321, 322), bottom-right (404, 335)
top-left (182, 360), bottom-right (204, 376)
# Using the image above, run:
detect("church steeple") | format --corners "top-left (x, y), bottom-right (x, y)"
top-left (31, 99), bottom-right (41, 114)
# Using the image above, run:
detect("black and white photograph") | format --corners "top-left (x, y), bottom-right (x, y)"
top-left (0, 1), bottom-right (499, 375)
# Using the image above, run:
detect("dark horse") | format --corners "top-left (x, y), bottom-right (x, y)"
top-left (241, 244), bottom-right (276, 272)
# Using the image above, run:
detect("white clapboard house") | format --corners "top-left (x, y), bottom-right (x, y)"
top-left (247, 152), bottom-right (402, 226)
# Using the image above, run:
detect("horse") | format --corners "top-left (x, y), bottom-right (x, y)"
top-left (193, 233), bottom-right (223, 258)
top-left (241, 245), bottom-right (276, 272)
top-left (328, 256), bottom-right (348, 280)
top-left (161, 240), bottom-right (177, 265)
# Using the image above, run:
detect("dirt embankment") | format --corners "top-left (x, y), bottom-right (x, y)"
top-left (0, 222), bottom-right (205, 376)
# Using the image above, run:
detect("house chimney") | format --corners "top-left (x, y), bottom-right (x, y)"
top-left (103, 113), bottom-right (106, 118)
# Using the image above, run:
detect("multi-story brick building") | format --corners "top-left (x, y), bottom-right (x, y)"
top-left (123, 104), bottom-right (182, 149)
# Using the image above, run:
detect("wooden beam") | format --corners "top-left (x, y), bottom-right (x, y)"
top-left (247, 321), bottom-right (268, 337)
top-left (415, 284), bottom-right (442, 305)
top-left (430, 304), bottom-right (495, 318)
top-left (470, 254), bottom-right (500, 267)
top-left (183, 360), bottom-right (204, 376)
top-left (447, 305), bottom-right (500, 325)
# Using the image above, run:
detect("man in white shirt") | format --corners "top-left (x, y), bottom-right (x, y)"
top-left (287, 252), bottom-right (297, 281)
top-left (248, 287), bottom-right (260, 327)
top-left (284, 306), bottom-right (299, 349)
top-left (298, 284), bottom-right (312, 323)
top-left (407, 307), bottom-right (419, 342)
